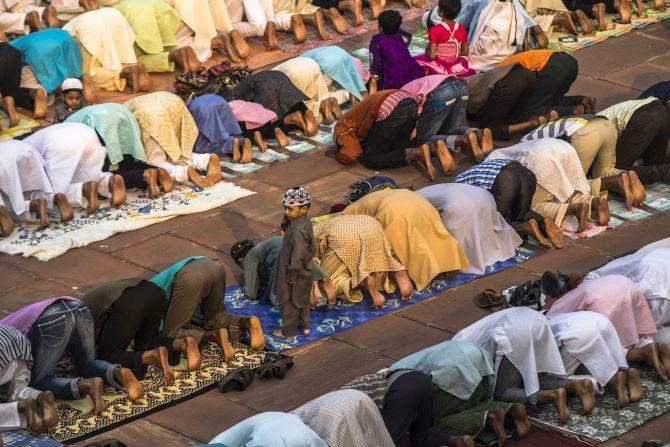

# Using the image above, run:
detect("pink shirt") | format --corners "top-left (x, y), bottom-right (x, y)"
top-left (0, 297), bottom-right (81, 336)
top-left (229, 100), bottom-right (278, 130)
top-left (402, 74), bottom-right (450, 106)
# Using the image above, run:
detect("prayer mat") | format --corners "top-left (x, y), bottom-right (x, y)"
top-left (48, 342), bottom-right (281, 444)
top-left (225, 248), bottom-right (535, 351)
top-left (506, 424), bottom-right (595, 447)
top-left (1, 431), bottom-right (62, 447)
top-left (530, 367), bottom-right (670, 442)
top-left (0, 111), bottom-right (41, 142)
top-left (0, 182), bottom-right (254, 261)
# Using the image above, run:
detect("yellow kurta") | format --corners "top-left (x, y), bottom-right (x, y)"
top-left (272, 57), bottom-right (330, 118)
top-left (123, 92), bottom-right (198, 162)
top-left (344, 189), bottom-right (469, 290)
top-left (273, 0), bottom-right (318, 15)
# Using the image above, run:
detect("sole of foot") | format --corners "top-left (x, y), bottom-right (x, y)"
top-left (254, 130), bottom-right (267, 152)
top-left (627, 368), bottom-right (643, 403)
top-left (36, 391), bottom-right (58, 429)
top-left (33, 88), bottom-right (47, 119)
top-left (592, 196), bottom-right (610, 226)
top-left (435, 140), bottom-right (456, 175)
top-left (275, 127), bottom-right (290, 147)
top-left (291, 15), bottom-right (307, 43)
top-left (507, 403), bottom-right (531, 437)
top-left (54, 193), bottom-right (74, 222)
top-left (185, 336), bottom-right (203, 371)
top-left (157, 168), bottom-right (174, 193)
top-left (240, 138), bottom-right (253, 163)
top-left (304, 110), bottom-right (318, 136)
top-left (78, 377), bottom-right (106, 414)
top-left (265, 21), bottom-right (279, 50)
top-left (0, 206), bottom-right (14, 237)
top-left (230, 30), bottom-right (251, 59)
top-left (542, 217), bottom-right (565, 249)
top-left (627, 170), bottom-right (646, 207)
top-left (143, 169), bottom-right (160, 199)
top-left (29, 198), bottom-right (49, 229)
top-left (83, 181), bottom-right (99, 214)
top-left (187, 166), bottom-right (210, 188)
top-left (249, 316), bottom-right (265, 350)
top-left (416, 144), bottom-right (436, 181)
top-left (206, 154), bottom-right (222, 185)
top-left (524, 219), bottom-right (551, 248)
top-left (110, 174), bottom-right (127, 207)
top-left (116, 367), bottom-right (145, 401)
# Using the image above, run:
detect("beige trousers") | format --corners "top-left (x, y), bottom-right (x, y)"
top-left (569, 117), bottom-right (622, 180)
top-left (531, 180), bottom-right (601, 226)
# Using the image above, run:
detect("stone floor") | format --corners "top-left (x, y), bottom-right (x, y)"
top-left (2, 18), bottom-right (670, 447)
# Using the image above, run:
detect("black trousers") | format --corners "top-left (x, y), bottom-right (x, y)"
top-left (616, 101), bottom-right (670, 183)
top-left (490, 161), bottom-right (538, 233)
top-left (383, 371), bottom-right (453, 447)
top-left (103, 155), bottom-right (155, 190)
top-left (312, 0), bottom-right (339, 7)
top-left (96, 281), bottom-right (176, 379)
top-left (360, 98), bottom-right (418, 169)
top-left (566, 0), bottom-right (616, 17)
top-left (0, 43), bottom-right (34, 110)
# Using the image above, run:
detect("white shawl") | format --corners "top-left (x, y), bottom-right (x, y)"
top-left (0, 140), bottom-right (53, 217)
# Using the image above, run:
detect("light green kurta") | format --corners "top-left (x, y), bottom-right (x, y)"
top-left (597, 97), bottom-right (657, 134)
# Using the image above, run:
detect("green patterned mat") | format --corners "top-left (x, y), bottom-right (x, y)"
top-left (530, 368), bottom-right (670, 442)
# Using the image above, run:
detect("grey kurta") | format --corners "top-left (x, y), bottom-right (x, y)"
top-left (274, 215), bottom-right (316, 309)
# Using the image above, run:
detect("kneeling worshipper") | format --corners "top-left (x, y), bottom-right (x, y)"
top-left (547, 311), bottom-right (643, 410)
top-left (271, 0), bottom-right (333, 43)
top-left (290, 390), bottom-right (395, 447)
top-left (0, 0), bottom-right (57, 35)
top-left (342, 340), bottom-right (533, 446)
top-left (229, 70), bottom-right (318, 137)
top-left (66, 102), bottom-right (174, 199)
top-left (187, 94), bottom-right (253, 164)
top-left (0, 297), bottom-right (145, 415)
top-left (228, 100), bottom-right (286, 151)
top-left (343, 188), bottom-right (469, 292)
top-left (0, 42), bottom-right (47, 127)
top-left (521, 0), bottom-right (595, 37)
top-left (638, 80), bottom-right (670, 105)
top-left (585, 248), bottom-right (670, 350)
top-left (521, 114), bottom-right (646, 209)
top-left (485, 138), bottom-right (610, 234)
top-left (10, 29), bottom-right (87, 106)
top-left (0, 324), bottom-right (59, 435)
top-left (114, 0), bottom-right (202, 73)
top-left (454, 160), bottom-right (559, 248)
top-left (333, 90), bottom-right (450, 180)
top-left (82, 278), bottom-right (213, 384)
top-left (546, 275), bottom-right (669, 382)
top-left (0, 140), bottom-right (72, 236)
top-left (224, 0), bottom-right (280, 50)
top-left (149, 256), bottom-right (265, 350)
top-left (123, 91), bottom-right (221, 188)
top-left (565, 0), bottom-right (633, 31)
top-left (23, 122), bottom-right (127, 214)
top-left (62, 7), bottom-right (151, 94)
top-left (231, 237), bottom-right (328, 307)
top-left (453, 307), bottom-right (573, 424)
top-left (313, 214), bottom-right (412, 309)
top-left (597, 98), bottom-right (670, 185)
top-left (204, 413), bottom-right (327, 446)
top-left (402, 75), bottom-right (492, 162)
top-left (418, 183), bottom-right (523, 275)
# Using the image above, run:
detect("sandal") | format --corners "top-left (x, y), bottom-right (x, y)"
top-left (255, 354), bottom-right (295, 379)
top-left (473, 289), bottom-right (506, 308)
top-left (218, 368), bottom-right (254, 393)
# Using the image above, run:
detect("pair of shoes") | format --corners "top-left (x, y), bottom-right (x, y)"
top-left (255, 353), bottom-right (295, 379)
top-left (509, 280), bottom-right (542, 310)
top-left (473, 289), bottom-right (506, 309)
top-left (218, 368), bottom-right (254, 393)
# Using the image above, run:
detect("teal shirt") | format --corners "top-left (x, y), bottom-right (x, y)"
top-left (150, 256), bottom-right (205, 330)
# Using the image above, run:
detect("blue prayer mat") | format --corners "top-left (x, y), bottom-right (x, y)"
top-left (1, 431), bottom-right (61, 447)
top-left (226, 248), bottom-right (535, 351)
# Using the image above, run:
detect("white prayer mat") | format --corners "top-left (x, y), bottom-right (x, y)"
top-left (0, 182), bottom-right (254, 261)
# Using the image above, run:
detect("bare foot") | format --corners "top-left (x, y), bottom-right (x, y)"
top-left (114, 367), bottom-right (144, 401)
top-left (433, 140), bottom-right (456, 175)
top-left (82, 74), bottom-right (98, 105)
top-left (321, 97), bottom-right (334, 124)
top-left (351, 0), bottom-right (365, 25)
top-left (33, 88), bottom-right (47, 119)
top-left (554, 11), bottom-right (579, 35)
top-left (618, 0), bottom-right (632, 22)
top-left (543, 217), bottom-right (565, 248)
top-left (0, 205), bottom-right (14, 237)
top-left (283, 110), bottom-right (307, 131)
top-left (174, 336), bottom-right (203, 371)
top-left (466, 131), bottom-right (485, 161)
top-left (230, 30), bottom-right (250, 59)
top-left (539, 388), bottom-right (570, 424)
top-left (232, 137), bottom-right (242, 162)
top-left (447, 436), bottom-right (475, 447)
top-left (369, 0), bottom-right (383, 18)
top-left (591, 196), bottom-right (610, 226)
top-left (313, 10), bottom-right (330, 40)
top-left (478, 128), bottom-right (494, 158)
top-left (607, 370), bottom-right (629, 408)
top-left (187, 166), bottom-right (209, 188)
top-left (82, 180), bottom-right (99, 213)
top-left (568, 378), bottom-right (596, 415)
top-left (619, 172), bottom-right (635, 210)
top-left (368, 77), bottom-right (378, 95)
top-left (592, 4), bottom-right (607, 31)
top-left (36, 391), bottom-right (58, 430)
top-left (77, 377), bottom-right (106, 414)
top-left (485, 408), bottom-right (506, 446)
top-left (329, 7), bottom-right (349, 34)
top-left (574, 10), bottom-right (594, 35)
top-left (215, 33), bottom-right (240, 63)
top-left (567, 202), bottom-right (590, 232)
top-left (634, 0), bottom-right (645, 16)
top-left (582, 96), bottom-right (597, 114)
top-left (393, 269), bottom-right (414, 301)
top-left (627, 343), bottom-right (667, 381)
top-left (169, 47), bottom-right (202, 72)
top-left (17, 398), bottom-right (42, 434)
top-left (275, 127), bottom-right (290, 147)
top-left (265, 21), bottom-right (278, 50)
top-left (248, 316), bottom-right (265, 350)
top-left (142, 346), bottom-right (174, 385)
top-left (627, 170), bottom-right (646, 207)
top-left (524, 219), bottom-right (551, 248)
top-left (206, 154), bottom-right (222, 185)
top-left (507, 403), bottom-right (531, 437)
top-left (627, 367), bottom-right (644, 403)
top-left (29, 198), bottom-right (49, 229)
top-left (44, 5), bottom-right (59, 28)
top-left (412, 144), bottom-right (436, 181)
top-left (304, 110), bottom-right (318, 136)
top-left (203, 329), bottom-right (235, 361)
top-left (26, 11), bottom-right (45, 31)
top-left (254, 130), bottom-right (267, 152)
top-left (109, 174), bottom-right (127, 207)
top-left (54, 193), bottom-right (74, 222)
top-left (363, 275), bottom-right (386, 309)
top-left (654, 0), bottom-right (666, 11)
top-left (532, 25), bottom-right (549, 49)
top-left (330, 97), bottom-right (342, 119)
top-left (157, 168), bottom-right (174, 193)
top-left (136, 63), bottom-right (152, 92)
top-left (240, 138), bottom-right (253, 163)
top-left (291, 15), bottom-right (307, 43)
top-left (143, 169), bottom-right (160, 198)
top-left (121, 64), bottom-right (142, 93)
top-left (4, 96), bottom-right (20, 127)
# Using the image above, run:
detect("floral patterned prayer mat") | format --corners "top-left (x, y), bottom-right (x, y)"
top-left (0, 182), bottom-right (254, 261)
top-left (530, 368), bottom-right (670, 442)
top-left (47, 342), bottom-right (279, 444)
top-left (225, 248), bottom-right (535, 351)
top-left (0, 431), bottom-right (62, 447)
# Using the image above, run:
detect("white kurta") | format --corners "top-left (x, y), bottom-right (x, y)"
top-left (418, 183), bottom-right (522, 275)
top-left (585, 249), bottom-right (670, 345)
top-left (548, 311), bottom-right (628, 389)
top-left (453, 307), bottom-right (566, 398)
top-left (0, 140), bottom-right (53, 220)
top-left (24, 123), bottom-right (110, 208)
top-left (486, 138), bottom-right (590, 203)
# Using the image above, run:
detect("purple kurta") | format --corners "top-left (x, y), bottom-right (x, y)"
top-left (369, 30), bottom-right (424, 90)
top-left (0, 297), bottom-right (81, 336)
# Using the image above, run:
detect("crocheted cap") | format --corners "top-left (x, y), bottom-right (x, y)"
top-left (282, 186), bottom-right (311, 207)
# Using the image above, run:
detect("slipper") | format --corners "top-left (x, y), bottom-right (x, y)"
top-left (218, 368), bottom-right (254, 393)
top-left (81, 440), bottom-right (127, 447)
top-left (473, 289), bottom-right (506, 308)
top-left (255, 355), bottom-right (295, 379)
top-left (272, 357), bottom-right (295, 379)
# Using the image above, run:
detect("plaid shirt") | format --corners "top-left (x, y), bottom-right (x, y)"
top-left (454, 159), bottom-right (512, 190)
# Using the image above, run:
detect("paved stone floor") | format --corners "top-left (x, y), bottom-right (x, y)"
top-left (1, 19), bottom-right (670, 447)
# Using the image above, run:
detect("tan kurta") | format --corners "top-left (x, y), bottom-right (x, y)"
top-left (344, 189), bottom-right (469, 291)
top-left (273, 57), bottom-right (330, 118)
top-left (273, 0), bottom-right (318, 15)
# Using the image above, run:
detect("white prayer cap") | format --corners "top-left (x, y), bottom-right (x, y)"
top-left (61, 78), bottom-right (83, 92)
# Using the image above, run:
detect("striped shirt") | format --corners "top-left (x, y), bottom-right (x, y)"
top-left (454, 159), bottom-right (512, 190)
top-left (0, 324), bottom-right (32, 371)
top-left (376, 90), bottom-right (416, 121)
top-left (521, 115), bottom-right (592, 142)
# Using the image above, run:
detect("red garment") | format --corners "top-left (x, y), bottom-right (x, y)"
top-left (428, 21), bottom-right (468, 45)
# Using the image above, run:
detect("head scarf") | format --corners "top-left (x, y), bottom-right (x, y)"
top-left (187, 94), bottom-right (242, 156)
top-left (302, 46), bottom-right (368, 99)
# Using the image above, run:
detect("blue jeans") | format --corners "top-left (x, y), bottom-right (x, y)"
top-left (29, 300), bottom-right (120, 400)
top-left (415, 78), bottom-right (475, 151)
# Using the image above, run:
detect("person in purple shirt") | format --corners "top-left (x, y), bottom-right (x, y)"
top-left (369, 10), bottom-right (425, 90)
top-left (1, 297), bottom-right (145, 415)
